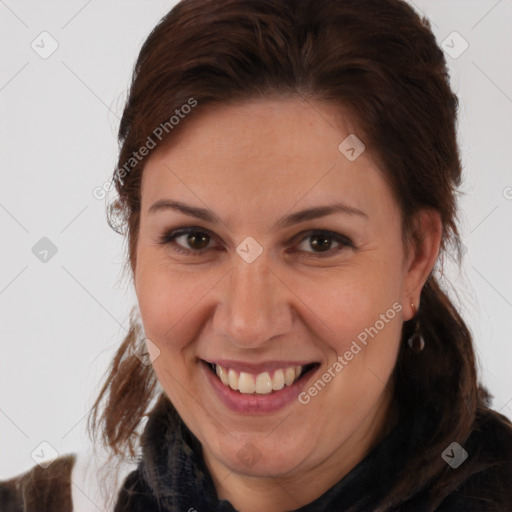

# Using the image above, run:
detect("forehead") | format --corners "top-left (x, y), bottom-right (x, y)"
top-left (140, 98), bottom-right (397, 227)
top-left (147, 98), bottom-right (357, 172)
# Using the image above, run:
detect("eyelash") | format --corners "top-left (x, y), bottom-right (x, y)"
top-left (157, 227), bottom-right (354, 258)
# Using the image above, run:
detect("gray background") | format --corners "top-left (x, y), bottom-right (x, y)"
top-left (1, 0), bottom-right (511, 478)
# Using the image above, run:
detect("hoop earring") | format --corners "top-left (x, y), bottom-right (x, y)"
top-left (407, 303), bottom-right (425, 353)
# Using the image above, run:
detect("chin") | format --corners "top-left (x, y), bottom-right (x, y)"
top-left (209, 430), bottom-right (313, 477)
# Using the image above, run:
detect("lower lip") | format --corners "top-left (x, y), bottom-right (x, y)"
top-left (201, 361), bottom-right (319, 414)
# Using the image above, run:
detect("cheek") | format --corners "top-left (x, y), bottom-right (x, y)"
top-left (135, 251), bottom-right (183, 343)
top-left (298, 270), bottom-right (404, 417)
top-left (289, 255), bottom-right (404, 353)
top-left (134, 257), bottom-right (206, 407)
top-left (134, 252), bottom-right (218, 351)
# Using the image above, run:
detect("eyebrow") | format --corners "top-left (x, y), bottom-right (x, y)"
top-left (148, 199), bottom-right (368, 230)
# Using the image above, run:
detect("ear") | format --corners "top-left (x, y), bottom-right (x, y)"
top-left (401, 209), bottom-right (443, 321)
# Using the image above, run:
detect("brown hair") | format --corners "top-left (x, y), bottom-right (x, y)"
top-left (88, 0), bottom-right (510, 508)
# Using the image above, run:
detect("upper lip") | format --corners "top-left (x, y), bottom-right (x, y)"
top-left (202, 358), bottom-right (320, 374)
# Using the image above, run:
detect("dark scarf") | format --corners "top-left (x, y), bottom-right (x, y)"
top-left (113, 394), bottom-right (511, 512)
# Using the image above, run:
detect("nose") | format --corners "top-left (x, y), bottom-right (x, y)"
top-left (213, 255), bottom-right (292, 350)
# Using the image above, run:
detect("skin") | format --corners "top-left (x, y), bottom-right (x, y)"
top-left (134, 97), bottom-right (442, 512)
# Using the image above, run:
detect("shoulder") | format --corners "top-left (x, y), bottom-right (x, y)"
top-left (0, 453), bottom-right (75, 512)
top-left (436, 408), bottom-right (512, 511)
top-left (0, 449), bottom-right (138, 512)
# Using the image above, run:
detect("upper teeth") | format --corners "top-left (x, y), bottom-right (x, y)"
top-left (215, 364), bottom-right (303, 394)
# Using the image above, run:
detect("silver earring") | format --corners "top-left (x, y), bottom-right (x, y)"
top-left (407, 302), bottom-right (425, 353)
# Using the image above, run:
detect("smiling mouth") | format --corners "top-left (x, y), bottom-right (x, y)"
top-left (203, 361), bottom-right (320, 395)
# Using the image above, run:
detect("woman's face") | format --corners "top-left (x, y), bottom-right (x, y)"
top-left (135, 98), bottom-right (434, 484)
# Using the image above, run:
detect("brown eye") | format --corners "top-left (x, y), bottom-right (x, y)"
top-left (294, 230), bottom-right (353, 258)
top-left (183, 231), bottom-right (210, 250)
top-left (158, 227), bottom-right (214, 255)
top-left (309, 233), bottom-right (333, 252)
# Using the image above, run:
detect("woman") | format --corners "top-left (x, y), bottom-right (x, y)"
top-left (1, 0), bottom-right (511, 510)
